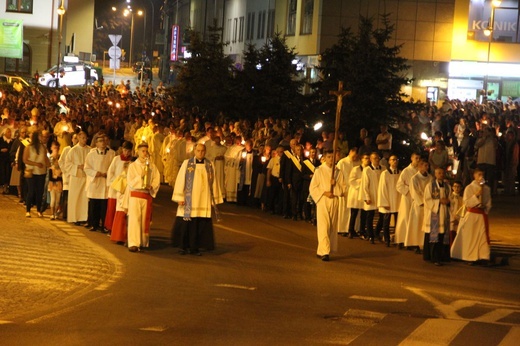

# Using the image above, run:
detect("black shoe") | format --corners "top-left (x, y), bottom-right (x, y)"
top-left (321, 255), bottom-right (330, 262)
top-left (129, 246), bottom-right (139, 252)
top-left (348, 232), bottom-right (358, 239)
top-left (89, 227), bottom-right (98, 232)
top-left (339, 232), bottom-right (348, 237)
top-left (292, 216), bottom-right (298, 221)
top-left (179, 249), bottom-right (187, 255)
top-left (386, 242), bottom-right (391, 247)
top-left (434, 262), bottom-right (443, 266)
top-left (370, 238), bottom-right (375, 244)
top-left (101, 228), bottom-right (109, 234)
top-left (283, 215), bottom-right (290, 219)
top-left (415, 248), bottom-right (422, 254)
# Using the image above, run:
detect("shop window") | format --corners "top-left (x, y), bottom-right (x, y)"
top-left (4, 43), bottom-right (31, 74)
top-left (287, 0), bottom-right (297, 36)
top-left (301, 0), bottom-right (313, 34)
top-left (6, 0), bottom-right (33, 13)
top-left (239, 17), bottom-right (244, 42)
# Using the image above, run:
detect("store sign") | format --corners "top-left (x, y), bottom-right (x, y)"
top-left (468, 0), bottom-right (519, 42)
top-left (171, 25), bottom-right (180, 61)
top-left (0, 19), bottom-right (23, 59)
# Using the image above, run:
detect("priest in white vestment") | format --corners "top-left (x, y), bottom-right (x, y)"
top-left (405, 159), bottom-right (432, 252)
top-left (58, 133), bottom-right (78, 220)
top-left (336, 148), bottom-right (359, 235)
top-left (126, 142), bottom-right (161, 252)
top-left (64, 132), bottom-right (91, 224)
top-left (171, 143), bottom-right (223, 255)
top-left (451, 169), bottom-right (492, 263)
top-left (310, 150), bottom-right (346, 261)
top-left (395, 153), bottom-right (420, 247)
top-left (347, 154), bottom-right (370, 238)
top-left (377, 154), bottom-right (401, 246)
top-left (205, 136), bottom-right (227, 200)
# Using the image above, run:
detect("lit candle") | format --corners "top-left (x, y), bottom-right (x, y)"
top-left (318, 154), bottom-right (323, 160)
top-left (304, 150), bottom-right (310, 158)
top-left (261, 156), bottom-right (266, 163)
top-left (166, 148), bottom-right (170, 154)
top-left (241, 140), bottom-right (245, 145)
top-left (115, 103), bottom-right (120, 108)
top-left (141, 135), bottom-right (146, 142)
top-left (30, 120), bottom-right (35, 126)
top-left (62, 125), bottom-right (69, 132)
top-left (241, 151), bottom-right (247, 159)
top-left (107, 101), bottom-right (113, 106)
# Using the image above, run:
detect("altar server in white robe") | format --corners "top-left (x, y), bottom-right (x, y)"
top-left (58, 133), bottom-right (78, 221)
top-left (206, 136), bottom-right (227, 200)
top-left (336, 148), bottom-right (359, 235)
top-left (126, 142), bottom-right (161, 252)
top-left (360, 152), bottom-right (383, 244)
top-left (451, 169), bottom-right (492, 263)
top-left (405, 158), bottom-right (432, 252)
top-left (84, 135), bottom-right (115, 232)
top-left (224, 137), bottom-right (244, 202)
top-left (395, 153), bottom-right (420, 247)
top-left (171, 143), bottom-right (223, 255)
top-left (310, 150), bottom-right (346, 261)
top-left (423, 167), bottom-right (451, 265)
top-left (377, 154), bottom-right (401, 247)
top-left (64, 132), bottom-right (91, 224)
top-left (347, 154), bottom-right (370, 238)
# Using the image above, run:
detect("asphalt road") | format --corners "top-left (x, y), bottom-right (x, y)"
top-left (1, 186), bottom-right (520, 345)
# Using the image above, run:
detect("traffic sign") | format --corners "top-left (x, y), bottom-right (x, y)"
top-left (108, 34), bottom-right (122, 46)
top-left (108, 46), bottom-right (122, 59)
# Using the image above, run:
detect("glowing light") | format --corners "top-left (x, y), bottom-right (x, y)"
top-left (318, 154), bottom-right (323, 159)
top-left (30, 120), bottom-right (35, 126)
top-left (141, 135), bottom-right (146, 142)
top-left (261, 156), bottom-right (266, 163)
top-left (241, 152), bottom-right (247, 159)
top-left (314, 122), bottom-right (323, 131)
top-left (304, 150), bottom-right (310, 158)
top-left (420, 132), bottom-right (429, 140)
top-left (241, 140), bottom-right (245, 145)
top-left (62, 125), bottom-right (69, 132)
top-left (108, 101), bottom-right (113, 106)
top-left (166, 148), bottom-right (170, 154)
top-left (115, 103), bottom-right (120, 108)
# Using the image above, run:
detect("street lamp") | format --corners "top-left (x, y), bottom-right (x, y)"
top-left (56, 0), bottom-right (66, 89)
top-left (483, 0), bottom-right (501, 102)
top-left (113, 6), bottom-right (143, 68)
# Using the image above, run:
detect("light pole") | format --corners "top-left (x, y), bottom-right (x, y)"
top-left (124, 8), bottom-right (135, 67)
top-left (56, 0), bottom-right (66, 89)
top-left (483, 0), bottom-right (501, 102)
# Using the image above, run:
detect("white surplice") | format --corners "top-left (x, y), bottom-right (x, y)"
top-left (310, 164), bottom-right (346, 256)
top-left (404, 172), bottom-right (432, 247)
top-left (84, 148), bottom-right (115, 199)
top-left (451, 181), bottom-right (492, 261)
top-left (336, 156), bottom-right (359, 233)
top-left (64, 144), bottom-right (91, 222)
top-left (394, 164), bottom-right (418, 244)
top-left (377, 169), bottom-right (401, 213)
top-left (224, 144), bottom-right (243, 202)
top-left (360, 165), bottom-right (382, 211)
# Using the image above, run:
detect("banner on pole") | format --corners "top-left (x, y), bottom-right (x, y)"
top-left (0, 19), bottom-right (23, 59)
top-left (171, 25), bottom-right (179, 61)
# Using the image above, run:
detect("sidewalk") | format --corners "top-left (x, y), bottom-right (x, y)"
top-left (0, 195), bottom-right (122, 323)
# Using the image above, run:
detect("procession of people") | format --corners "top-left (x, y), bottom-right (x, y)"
top-left (0, 83), bottom-right (518, 263)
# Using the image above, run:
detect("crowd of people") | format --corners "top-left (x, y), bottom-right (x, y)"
top-left (0, 82), bottom-right (518, 261)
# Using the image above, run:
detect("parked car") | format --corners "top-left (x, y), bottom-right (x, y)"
top-left (0, 74), bottom-right (32, 87)
top-left (38, 63), bottom-right (98, 88)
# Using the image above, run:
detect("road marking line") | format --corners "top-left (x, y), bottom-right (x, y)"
top-left (215, 283), bottom-right (257, 291)
top-left (474, 308), bottom-right (516, 323)
top-left (498, 326), bottom-right (520, 346)
top-left (405, 286), bottom-right (460, 319)
top-left (350, 295), bottom-right (407, 303)
top-left (139, 326), bottom-right (168, 332)
top-left (398, 319), bottom-right (468, 346)
top-left (0, 320), bottom-right (14, 324)
top-left (215, 224), bottom-right (311, 251)
top-left (26, 294), bottom-right (112, 324)
top-left (343, 309), bottom-right (386, 321)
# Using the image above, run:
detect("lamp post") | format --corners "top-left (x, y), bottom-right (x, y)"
top-left (124, 9), bottom-right (135, 67)
top-left (483, 0), bottom-right (501, 102)
top-left (56, 0), bottom-right (66, 89)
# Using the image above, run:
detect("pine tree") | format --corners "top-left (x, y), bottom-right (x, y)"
top-left (314, 15), bottom-right (413, 140)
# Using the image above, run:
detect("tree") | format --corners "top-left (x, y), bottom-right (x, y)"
top-left (237, 32), bottom-right (305, 120)
top-left (173, 21), bottom-right (237, 119)
top-left (313, 15), bottom-right (413, 140)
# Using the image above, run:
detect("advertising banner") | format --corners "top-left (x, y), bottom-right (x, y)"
top-left (0, 19), bottom-right (23, 59)
top-left (171, 25), bottom-right (179, 61)
top-left (467, 0), bottom-right (518, 43)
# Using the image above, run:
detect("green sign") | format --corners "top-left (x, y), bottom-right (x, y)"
top-left (0, 19), bottom-right (23, 59)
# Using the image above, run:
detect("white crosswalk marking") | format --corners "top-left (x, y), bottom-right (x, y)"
top-left (398, 319), bottom-right (468, 346)
top-left (498, 326), bottom-right (520, 346)
top-left (475, 308), bottom-right (516, 323)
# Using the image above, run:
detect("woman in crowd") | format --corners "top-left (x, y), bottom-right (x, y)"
top-left (48, 141), bottom-right (63, 220)
top-left (23, 131), bottom-right (50, 217)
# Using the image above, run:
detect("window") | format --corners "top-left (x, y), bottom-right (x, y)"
top-left (226, 18), bottom-right (232, 42)
top-left (6, 0), bottom-right (33, 13)
top-left (5, 43), bottom-right (31, 74)
top-left (239, 17), bottom-right (244, 42)
top-left (267, 9), bottom-right (276, 38)
top-left (257, 11), bottom-right (266, 39)
top-left (247, 13), bottom-right (257, 41)
top-left (301, 0), bottom-right (314, 34)
top-left (233, 18), bottom-right (238, 43)
top-left (287, 0), bottom-right (297, 35)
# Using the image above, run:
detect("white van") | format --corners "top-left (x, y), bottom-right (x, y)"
top-left (38, 62), bottom-right (98, 87)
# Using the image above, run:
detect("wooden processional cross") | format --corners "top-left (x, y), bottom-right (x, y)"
top-left (329, 81), bottom-right (351, 193)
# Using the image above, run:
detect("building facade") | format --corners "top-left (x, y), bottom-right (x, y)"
top-left (0, 0), bottom-right (94, 77)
